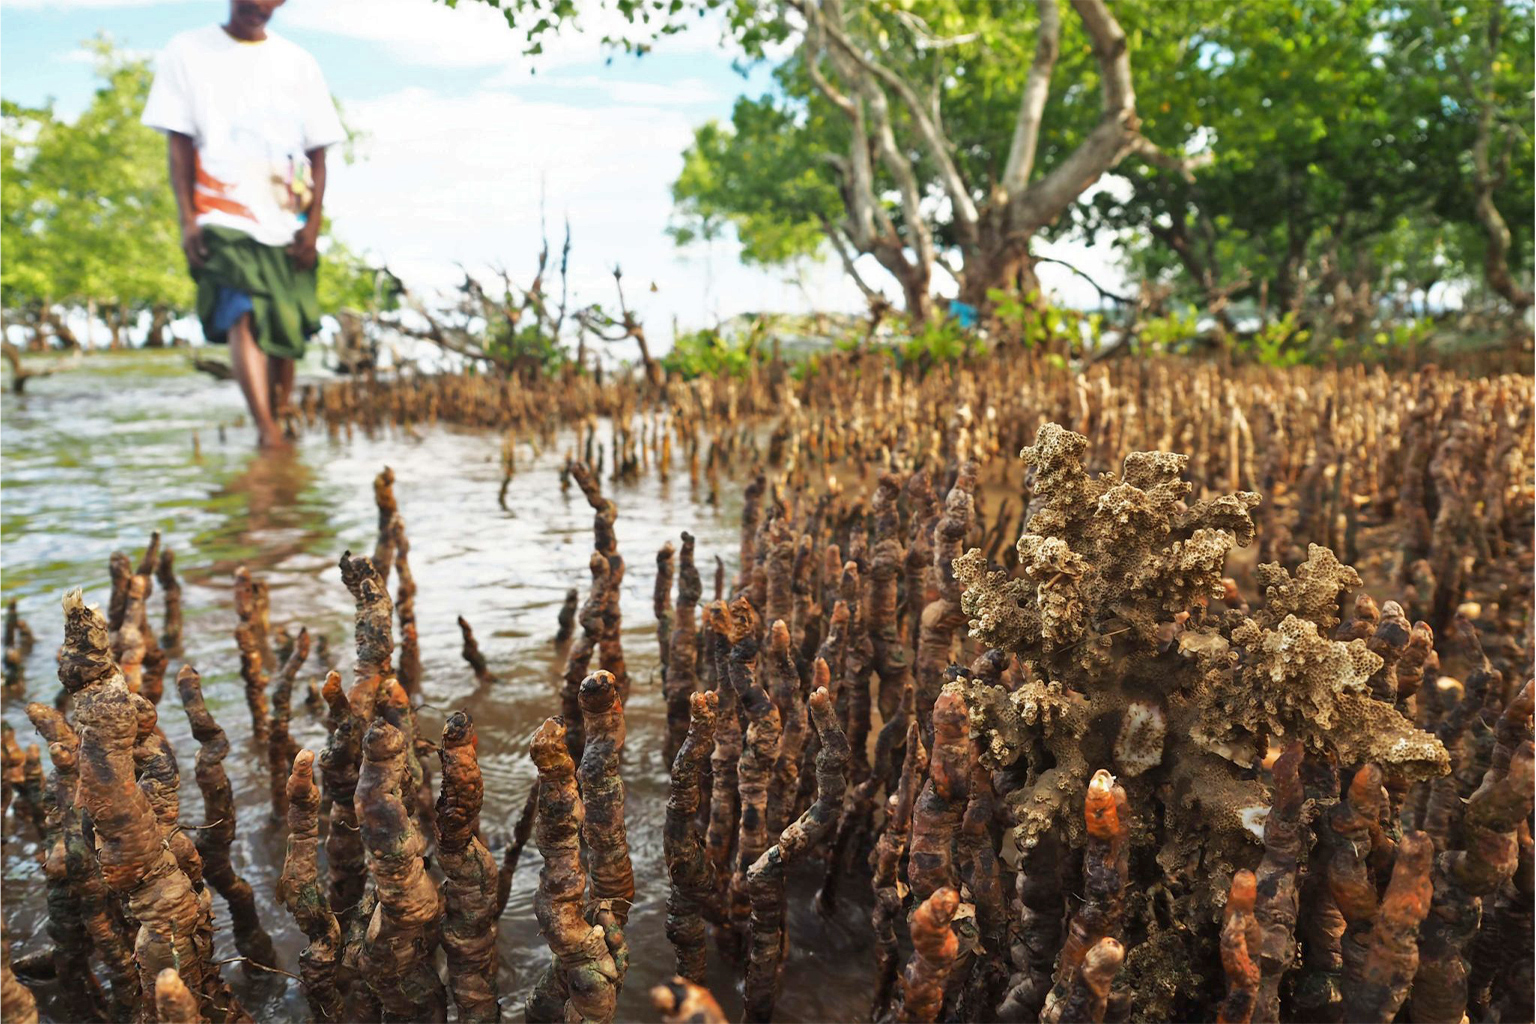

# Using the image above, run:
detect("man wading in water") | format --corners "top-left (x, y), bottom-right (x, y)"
top-left (143, 0), bottom-right (345, 450)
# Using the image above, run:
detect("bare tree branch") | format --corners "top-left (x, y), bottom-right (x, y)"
top-left (934, 250), bottom-right (964, 285)
top-left (1006, 0), bottom-right (1141, 236)
top-left (796, 0), bottom-right (980, 241)
top-left (393, 302), bottom-right (509, 373)
top-left (1127, 136), bottom-right (1214, 182)
top-left (1001, 0), bottom-right (1062, 196)
top-left (1034, 255), bottom-right (1134, 305)
top-left (840, 42), bottom-right (936, 276)
top-left (801, 1), bottom-right (930, 312)
top-left (555, 216), bottom-right (572, 336)
top-left (574, 266), bottom-right (663, 386)
top-left (891, 9), bottom-right (980, 50)
top-left (820, 217), bottom-right (882, 302)
top-left (803, 17), bottom-right (883, 248)
top-left (787, 0), bottom-right (1161, 316)
top-left (1, 340), bottom-right (73, 394)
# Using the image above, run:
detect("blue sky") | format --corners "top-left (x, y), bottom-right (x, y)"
top-left (1, 0), bottom-right (1125, 345)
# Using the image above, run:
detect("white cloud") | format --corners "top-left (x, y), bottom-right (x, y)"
top-left (493, 73), bottom-right (719, 107)
top-left (279, 0), bottom-right (532, 69)
top-left (280, 0), bottom-right (726, 72)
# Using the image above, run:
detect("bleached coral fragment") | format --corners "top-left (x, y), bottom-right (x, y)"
top-left (1206, 611), bottom-right (1448, 779)
top-left (955, 549), bottom-right (1036, 651)
top-left (1242, 615), bottom-right (1378, 698)
top-left (1114, 701), bottom-right (1167, 778)
top-left (1239, 805), bottom-right (1270, 841)
top-left (1254, 544), bottom-right (1360, 631)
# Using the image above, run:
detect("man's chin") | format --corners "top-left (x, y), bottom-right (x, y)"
top-left (232, 5), bottom-right (273, 27)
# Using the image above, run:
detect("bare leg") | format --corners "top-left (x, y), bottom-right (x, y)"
top-left (268, 354), bottom-right (295, 418)
top-left (228, 314), bottom-right (283, 449)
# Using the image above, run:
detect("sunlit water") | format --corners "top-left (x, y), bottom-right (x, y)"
top-left (1, 351), bottom-right (875, 1022)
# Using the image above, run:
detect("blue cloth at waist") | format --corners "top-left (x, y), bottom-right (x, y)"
top-left (211, 286), bottom-right (254, 335)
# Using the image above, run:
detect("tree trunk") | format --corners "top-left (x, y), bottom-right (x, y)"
top-left (865, 243), bottom-right (932, 321)
top-left (43, 305), bottom-right (80, 351)
top-left (108, 304), bottom-right (128, 350)
top-left (16, 307), bottom-right (47, 353)
top-left (145, 306), bottom-right (170, 349)
top-left (1468, 1), bottom-right (1533, 314)
top-left (1150, 219), bottom-right (1238, 337)
top-left (1472, 139), bottom-right (1533, 312)
top-left (1274, 208), bottom-right (1309, 317)
top-left (900, 274), bottom-right (933, 323)
top-left (957, 228), bottom-right (1039, 312)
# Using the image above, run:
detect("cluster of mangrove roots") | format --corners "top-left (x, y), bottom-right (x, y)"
top-left (3, 383), bottom-right (1532, 1024)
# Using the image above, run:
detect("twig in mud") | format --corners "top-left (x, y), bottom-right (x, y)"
top-left (170, 817), bottom-right (228, 832)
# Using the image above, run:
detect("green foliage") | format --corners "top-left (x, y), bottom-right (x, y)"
top-left (474, 278), bottom-right (567, 375)
top-left (891, 313), bottom-right (986, 368)
top-left (790, 351), bottom-right (823, 381)
top-left (1387, 1), bottom-right (1534, 264)
top-left (317, 236), bottom-right (401, 317)
top-left (1138, 306), bottom-right (1204, 353)
top-left (443, 0), bottom-right (704, 56)
top-left (987, 288), bottom-right (1108, 356)
top-left (661, 324), bottom-right (762, 379)
top-left (670, 107), bottom-right (842, 267)
top-left (985, 288), bottom-right (1036, 337)
top-left (0, 101), bottom-right (53, 304)
top-left (661, 311), bottom-right (999, 383)
top-left (1371, 318), bottom-right (1435, 352)
top-left (2, 38), bottom-right (190, 321)
top-left (1250, 312), bottom-right (1313, 367)
top-left (458, 0), bottom-right (1534, 332)
top-left (487, 320), bottom-right (566, 375)
top-left (1096, 0), bottom-right (1533, 323)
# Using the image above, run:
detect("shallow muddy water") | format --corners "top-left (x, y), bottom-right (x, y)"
top-left (0, 352), bottom-right (875, 1023)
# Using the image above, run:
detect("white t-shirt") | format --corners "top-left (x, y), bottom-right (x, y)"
top-left (142, 25), bottom-right (346, 247)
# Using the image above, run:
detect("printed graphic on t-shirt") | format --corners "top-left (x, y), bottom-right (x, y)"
top-left (194, 157), bottom-right (254, 221)
top-left (193, 122), bottom-right (315, 235)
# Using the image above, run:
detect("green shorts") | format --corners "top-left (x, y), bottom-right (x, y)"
top-left (194, 224), bottom-right (320, 360)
